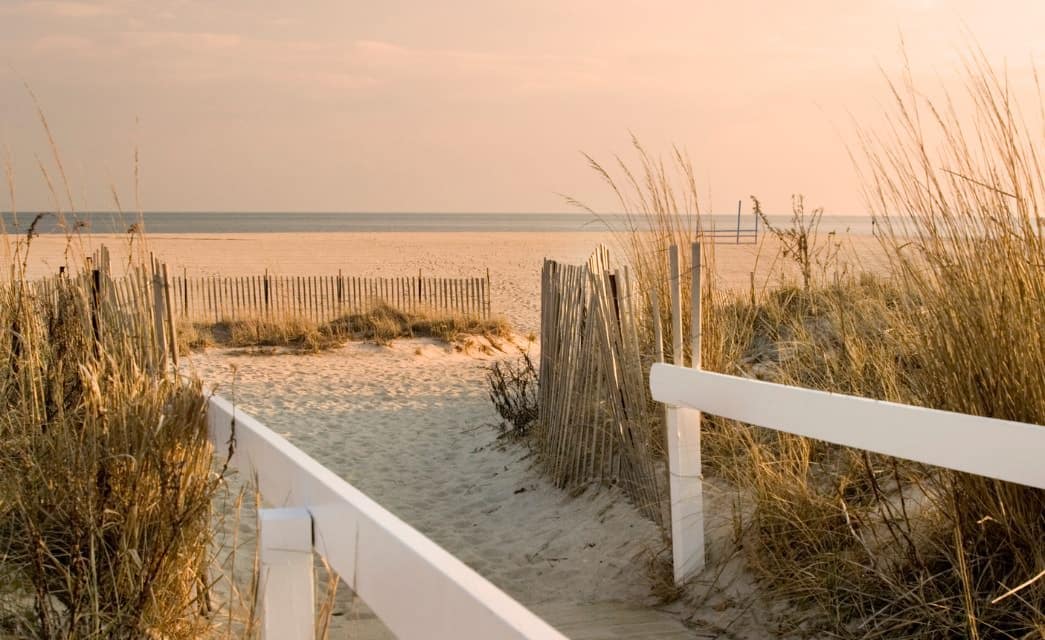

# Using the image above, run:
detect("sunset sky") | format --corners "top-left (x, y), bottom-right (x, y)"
top-left (1, 0), bottom-right (1044, 215)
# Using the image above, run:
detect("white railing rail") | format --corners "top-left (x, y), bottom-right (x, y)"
top-left (652, 242), bottom-right (1045, 586)
top-left (651, 365), bottom-right (1045, 490)
top-left (207, 394), bottom-right (567, 640)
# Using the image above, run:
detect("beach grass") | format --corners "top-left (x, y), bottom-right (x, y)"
top-left (179, 303), bottom-right (513, 353)
top-left (569, 53), bottom-right (1043, 637)
top-left (0, 242), bottom-right (229, 637)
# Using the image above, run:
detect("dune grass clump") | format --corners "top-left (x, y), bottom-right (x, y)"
top-left (846, 53), bottom-right (1044, 638)
top-left (182, 303), bottom-right (512, 352)
top-left (0, 256), bottom-right (224, 638)
top-left (326, 303), bottom-right (512, 347)
top-left (716, 52), bottom-right (1044, 640)
top-left (194, 316), bottom-right (339, 352)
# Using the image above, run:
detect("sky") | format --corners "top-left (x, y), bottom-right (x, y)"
top-left (1, 0), bottom-right (1044, 215)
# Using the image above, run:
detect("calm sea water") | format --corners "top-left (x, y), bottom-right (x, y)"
top-left (1, 211), bottom-right (875, 235)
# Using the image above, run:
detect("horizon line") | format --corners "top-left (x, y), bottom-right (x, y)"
top-left (2, 209), bottom-right (871, 216)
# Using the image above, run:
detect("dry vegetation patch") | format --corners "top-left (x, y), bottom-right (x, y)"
top-left (556, 55), bottom-right (1043, 637)
top-left (0, 258), bottom-right (230, 638)
top-left (178, 303), bottom-right (513, 354)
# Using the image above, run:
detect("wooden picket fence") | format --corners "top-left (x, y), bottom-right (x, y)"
top-left (538, 246), bottom-right (664, 526)
top-left (30, 245), bottom-right (180, 371)
top-left (168, 272), bottom-right (491, 323)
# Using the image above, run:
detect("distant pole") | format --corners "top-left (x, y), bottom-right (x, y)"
top-left (736, 200), bottom-right (742, 244)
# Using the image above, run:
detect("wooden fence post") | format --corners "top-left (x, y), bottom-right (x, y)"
top-left (650, 284), bottom-right (665, 364)
top-left (162, 263), bottom-right (179, 369)
top-left (691, 243), bottom-right (702, 368)
top-left (666, 245), bottom-right (705, 584)
top-left (90, 268), bottom-right (102, 354)
top-left (151, 259), bottom-right (168, 367)
top-left (258, 507), bottom-right (315, 640)
top-left (264, 269), bottom-right (270, 317)
top-left (337, 269), bottom-right (343, 314)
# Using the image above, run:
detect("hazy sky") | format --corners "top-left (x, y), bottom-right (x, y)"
top-left (1, 1), bottom-right (1044, 214)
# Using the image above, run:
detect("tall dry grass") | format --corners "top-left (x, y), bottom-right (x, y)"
top-left (847, 51), bottom-right (1044, 638)
top-left (566, 135), bottom-right (722, 371)
top-left (572, 52), bottom-right (1043, 637)
top-left (0, 241), bottom-right (230, 637)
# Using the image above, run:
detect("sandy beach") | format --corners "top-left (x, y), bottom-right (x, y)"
top-left (19, 229), bottom-right (882, 637)
top-left (16, 231), bottom-right (886, 334)
top-left (8, 2), bottom-right (1041, 635)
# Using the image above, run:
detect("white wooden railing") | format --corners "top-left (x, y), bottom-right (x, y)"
top-left (207, 395), bottom-right (568, 640)
top-left (652, 243), bottom-right (1045, 585)
top-left (651, 363), bottom-right (1045, 583)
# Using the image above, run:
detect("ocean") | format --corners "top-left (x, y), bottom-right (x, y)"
top-left (0, 211), bottom-right (875, 236)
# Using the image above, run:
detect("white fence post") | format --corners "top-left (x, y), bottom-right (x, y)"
top-left (666, 245), bottom-right (705, 585)
top-left (259, 507), bottom-right (315, 640)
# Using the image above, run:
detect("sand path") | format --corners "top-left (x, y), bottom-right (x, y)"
top-left (190, 340), bottom-right (692, 638)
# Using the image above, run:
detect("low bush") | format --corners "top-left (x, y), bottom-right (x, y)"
top-left (486, 351), bottom-right (539, 437)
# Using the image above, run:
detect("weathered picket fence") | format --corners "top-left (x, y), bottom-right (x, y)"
top-left (32, 246), bottom-right (180, 369)
top-left (651, 243), bottom-right (1045, 585)
top-left (207, 394), bottom-right (567, 640)
top-left (538, 246), bottom-right (664, 525)
top-left (169, 272), bottom-right (491, 323)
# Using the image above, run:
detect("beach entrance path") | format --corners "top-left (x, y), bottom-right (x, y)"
top-left (192, 339), bottom-right (699, 639)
